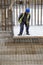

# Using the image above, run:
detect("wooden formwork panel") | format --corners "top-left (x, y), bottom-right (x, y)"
top-left (0, 0), bottom-right (11, 8)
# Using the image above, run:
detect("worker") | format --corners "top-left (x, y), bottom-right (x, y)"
top-left (18, 8), bottom-right (30, 35)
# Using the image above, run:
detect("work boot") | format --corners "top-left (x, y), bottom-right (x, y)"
top-left (26, 33), bottom-right (30, 35)
top-left (18, 33), bottom-right (22, 36)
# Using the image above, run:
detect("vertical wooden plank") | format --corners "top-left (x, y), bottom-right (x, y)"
top-left (0, 0), bottom-right (1, 5)
top-left (37, 0), bottom-right (39, 25)
top-left (39, 0), bottom-right (42, 25)
top-left (36, 5), bottom-right (38, 25)
top-left (29, 4), bottom-right (31, 26)
top-left (14, 0), bottom-right (16, 26)
top-left (2, 9), bottom-right (6, 31)
top-left (35, 0), bottom-right (38, 26)
top-left (22, 0), bottom-right (24, 13)
top-left (17, 4), bottom-right (19, 25)
top-left (32, 0), bottom-right (34, 26)
top-left (26, 0), bottom-right (28, 8)
top-left (31, 0), bottom-right (33, 26)
top-left (41, 0), bottom-right (42, 25)
top-left (0, 9), bottom-right (2, 30)
top-left (8, 9), bottom-right (12, 31)
top-left (2, 8), bottom-right (3, 30)
top-left (39, 5), bottom-right (41, 25)
top-left (41, 0), bottom-right (43, 25)
top-left (15, 4), bottom-right (16, 25)
top-left (35, 0), bottom-right (37, 26)
top-left (13, 6), bottom-right (15, 26)
top-left (6, 9), bottom-right (9, 31)
top-left (42, 5), bottom-right (43, 25)
top-left (6, 9), bottom-right (8, 18)
top-left (33, 5), bottom-right (35, 26)
top-left (4, 9), bottom-right (6, 31)
top-left (0, 9), bottom-right (2, 24)
top-left (4, 0), bottom-right (8, 6)
top-left (8, 9), bottom-right (9, 31)
top-left (16, 5), bottom-right (18, 26)
top-left (16, 5), bottom-right (18, 25)
top-left (36, 0), bottom-right (38, 25)
top-left (4, 0), bottom-right (6, 30)
top-left (0, 0), bottom-right (2, 8)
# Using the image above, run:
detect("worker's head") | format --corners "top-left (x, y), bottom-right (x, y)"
top-left (25, 8), bottom-right (30, 14)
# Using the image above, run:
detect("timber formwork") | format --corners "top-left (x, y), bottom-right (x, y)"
top-left (0, 0), bottom-right (13, 41)
top-left (0, 36), bottom-right (43, 65)
top-left (0, 0), bottom-right (43, 65)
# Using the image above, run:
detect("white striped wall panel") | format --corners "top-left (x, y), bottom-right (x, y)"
top-left (12, 4), bottom-right (43, 26)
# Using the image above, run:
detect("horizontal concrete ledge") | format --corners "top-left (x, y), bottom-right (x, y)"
top-left (13, 36), bottom-right (43, 39)
top-left (13, 36), bottom-right (43, 43)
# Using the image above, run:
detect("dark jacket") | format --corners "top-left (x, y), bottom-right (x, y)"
top-left (18, 12), bottom-right (30, 23)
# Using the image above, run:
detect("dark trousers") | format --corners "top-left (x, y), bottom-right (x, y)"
top-left (19, 21), bottom-right (29, 34)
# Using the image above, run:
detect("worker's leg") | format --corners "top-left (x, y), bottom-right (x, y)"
top-left (18, 22), bottom-right (24, 35)
top-left (25, 23), bottom-right (29, 35)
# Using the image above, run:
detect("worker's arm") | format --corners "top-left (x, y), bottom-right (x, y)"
top-left (18, 13), bottom-right (23, 21)
top-left (28, 14), bottom-right (30, 22)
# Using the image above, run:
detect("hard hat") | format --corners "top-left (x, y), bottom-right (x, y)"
top-left (25, 8), bottom-right (30, 13)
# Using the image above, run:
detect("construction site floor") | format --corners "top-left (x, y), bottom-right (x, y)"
top-left (0, 36), bottom-right (43, 65)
